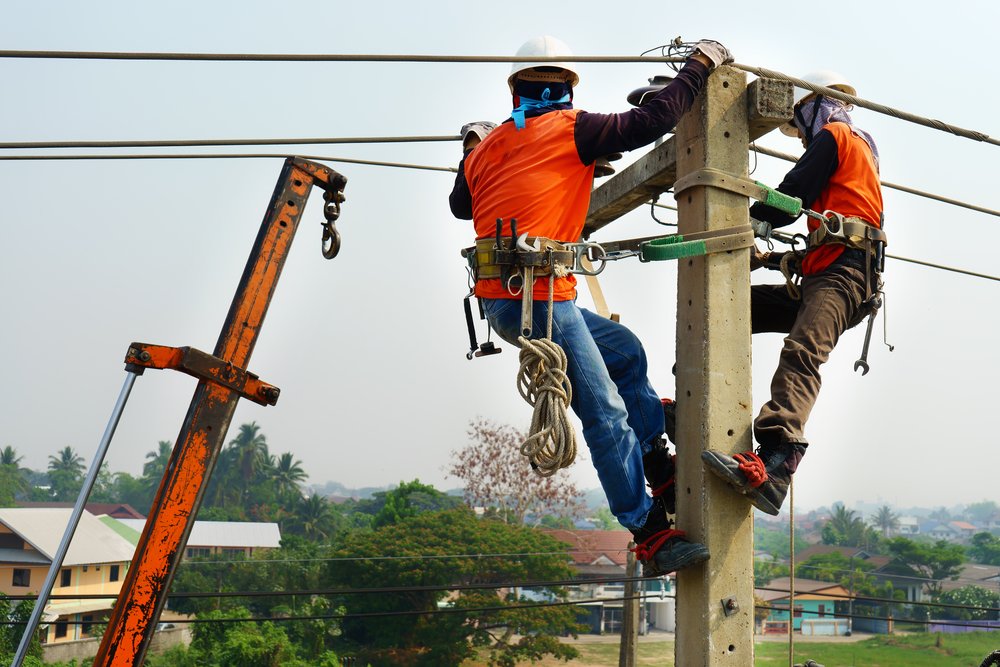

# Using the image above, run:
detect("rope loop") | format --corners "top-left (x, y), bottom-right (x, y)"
top-left (516, 335), bottom-right (576, 477)
top-left (630, 528), bottom-right (686, 562)
top-left (734, 451), bottom-right (768, 488)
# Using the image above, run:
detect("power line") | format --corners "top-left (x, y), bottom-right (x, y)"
top-left (0, 49), bottom-right (993, 147)
top-left (752, 144), bottom-right (1000, 218)
top-left (734, 64), bottom-right (998, 148)
top-left (0, 135), bottom-right (458, 150)
top-left (0, 152), bottom-right (457, 173)
top-left (0, 51), bottom-right (683, 64)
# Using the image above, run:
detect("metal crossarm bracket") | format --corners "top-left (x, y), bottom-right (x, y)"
top-left (125, 342), bottom-right (280, 406)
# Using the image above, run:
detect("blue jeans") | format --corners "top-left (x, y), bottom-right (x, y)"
top-left (481, 297), bottom-right (664, 531)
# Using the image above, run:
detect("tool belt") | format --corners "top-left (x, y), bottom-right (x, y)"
top-left (807, 213), bottom-right (887, 253)
top-left (462, 237), bottom-right (576, 281)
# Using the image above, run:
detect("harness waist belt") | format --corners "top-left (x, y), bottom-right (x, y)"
top-left (462, 237), bottom-right (576, 280)
top-left (807, 217), bottom-right (888, 251)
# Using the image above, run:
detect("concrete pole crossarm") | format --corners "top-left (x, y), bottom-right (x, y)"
top-left (673, 65), bottom-right (757, 666)
top-left (584, 77), bottom-right (792, 237)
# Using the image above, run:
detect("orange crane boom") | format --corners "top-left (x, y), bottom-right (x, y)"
top-left (91, 157), bottom-right (347, 666)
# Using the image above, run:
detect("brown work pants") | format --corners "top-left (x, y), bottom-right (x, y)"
top-left (751, 250), bottom-right (870, 451)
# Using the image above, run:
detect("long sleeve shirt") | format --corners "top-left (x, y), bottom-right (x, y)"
top-left (449, 60), bottom-right (710, 220)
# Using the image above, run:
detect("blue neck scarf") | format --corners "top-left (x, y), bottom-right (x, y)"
top-left (510, 85), bottom-right (572, 130)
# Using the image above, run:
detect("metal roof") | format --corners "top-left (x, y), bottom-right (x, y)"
top-left (115, 519), bottom-right (281, 549)
top-left (0, 508), bottom-right (135, 566)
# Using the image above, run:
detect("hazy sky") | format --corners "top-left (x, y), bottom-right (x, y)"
top-left (1, 1), bottom-right (997, 515)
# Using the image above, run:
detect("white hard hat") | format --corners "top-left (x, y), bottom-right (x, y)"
top-left (508, 35), bottom-right (580, 93)
top-left (780, 70), bottom-right (857, 137)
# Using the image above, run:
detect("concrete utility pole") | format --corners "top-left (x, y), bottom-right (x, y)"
top-left (673, 64), bottom-right (755, 665)
top-left (586, 69), bottom-right (792, 665)
top-left (619, 543), bottom-right (639, 667)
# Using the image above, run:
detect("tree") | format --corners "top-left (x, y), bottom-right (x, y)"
top-left (369, 479), bottom-right (463, 529)
top-left (328, 506), bottom-right (581, 667)
top-left (47, 446), bottom-right (85, 501)
top-left (934, 585), bottom-right (1000, 621)
top-left (271, 452), bottom-right (307, 500)
top-left (284, 494), bottom-right (341, 542)
top-left (821, 504), bottom-right (879, 550)
top-left (965, 500), bottom-right (1000, 524)
top-left (754, 559), bottom-right (789, 587)
top-left (0, 596), bottom-right (42, 665)
top-left (870, 504), bottom-right (900, 538)
top-left (885, 537), bottom-right (965, 597)
top-left (591, 506), bottom-right (621, 531)
top-left (448, 418), bottom-right (585, 525)
top-left (0, 446), bottom-right (29, 506)
top-left (967, 532), bottom-right (1000, 565)
top-left (229, 422), bottom-right (269, 503)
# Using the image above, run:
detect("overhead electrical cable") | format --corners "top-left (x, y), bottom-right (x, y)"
top-left (0, 152), bottom-right (456, 172)
top-left (0, 135), bottom-right (459, 150)
top-left (0, 49), bottom-right (994, 146)
top-left (753, 144), bottom-right (1000, 218)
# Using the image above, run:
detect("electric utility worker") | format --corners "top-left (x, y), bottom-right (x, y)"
top-left (449, 35), bottom-right (733, 576)
top-left (703, 71), bottom-right (884, 515)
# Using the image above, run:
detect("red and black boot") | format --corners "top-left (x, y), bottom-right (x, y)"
top-left (642, 437), bottom-right (676, 515)
top-left (701, 442), bottom-right (807, 515)
top-left (630, 496), bottom-right (709, 577)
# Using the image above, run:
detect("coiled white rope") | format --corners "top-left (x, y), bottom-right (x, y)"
top-left (515, 263), bottom-right (577, 477)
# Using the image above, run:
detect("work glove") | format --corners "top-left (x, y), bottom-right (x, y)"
top-left (750, 217), bottom-right (772, 241)
top-left (461, 121), bottom-right (497, 151)
top-left (750, 246), bottom-right (768, 271)
top-left (692, 40), bottom-right (734, 68)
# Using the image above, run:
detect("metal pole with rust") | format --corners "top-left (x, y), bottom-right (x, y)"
top-left (91, 157), bottom-right (346, 666)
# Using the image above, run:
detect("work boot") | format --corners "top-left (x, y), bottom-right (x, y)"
top-left (661, 397), bottom-right (677, 444)
top-left (631, 496), bottom-right (709, 577)
top-left (701, 443), bottom-right (807, 516)
top-left (642, 438), bottom-right (676, 514)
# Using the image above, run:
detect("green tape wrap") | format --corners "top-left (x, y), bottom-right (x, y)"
top-left (755, 181), bottom-right (802, 216)
top-left (640, 236), bottom-right (709, 262)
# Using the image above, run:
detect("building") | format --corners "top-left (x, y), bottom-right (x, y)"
top-left (16, 501), bottom-right (146, 520)
top-left (113, 518), bottom-right (281, 558)
top-left (757, 577), bottom-right (851, 635)
top-left (542, 529), bottom-right (675, 634)
top-left (0, 508), bottom-right (135, 645)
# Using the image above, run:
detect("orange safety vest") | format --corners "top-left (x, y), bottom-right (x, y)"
top-left (464, 109), bottom-right (596, 301)
top-left (802, 121), bottom-right (884, 275)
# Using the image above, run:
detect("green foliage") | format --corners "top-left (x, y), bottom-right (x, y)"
top-left (590, 506), bottom-right (620, 531)
top-left (885, 537), bottom-right (966, 597)
top-left (821, 504), bottom-right (881, 550)
top-left (371, 479), bottom-right (463, 529)
top-left (967, 532), bottom-right (1000, 565)
top-left (753, 521), bottom-right (808, 560)
top-left (753, 558), bottom-right (789, 587)
top-left (328, 506), bottom-right (581, 667)
top-left (0, 596), bottom-right (40, 661)
top-left (934, 585), bottom-right (1000, 621)
top-left (965, 501), bottom-right (1000, 523)
top-left (538, 514), bottom-right (575, 529)
top-left (46, 446), bottom-right (85, 501)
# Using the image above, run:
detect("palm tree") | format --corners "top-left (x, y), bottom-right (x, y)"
top-left (228, 422), bottom-right (268, 504)
top-left (141, 441), bottom-right (173, 495)
top-left (143, 441), bottom-right (173, 479)
top-left (0, 445), bottom-right (29, 504)
top-left (287, 494), bottom-right (338, 542)
top-left (47, 447), bottom-right (85, 501)
top-left (1, 446), bottom-right (23, 467)
top-left (871, 505), bottom-right (900, 538)
top-left (271, 452), bottom-right (307, 500)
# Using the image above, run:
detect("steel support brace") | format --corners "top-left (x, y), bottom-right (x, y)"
top-left (92, 157), bottom-right (346, 667)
